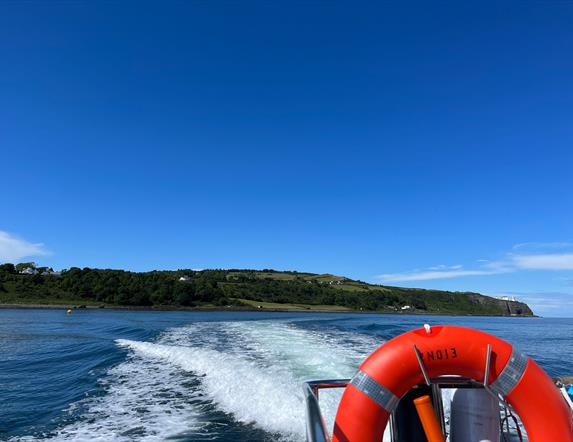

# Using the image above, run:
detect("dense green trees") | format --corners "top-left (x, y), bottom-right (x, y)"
top-left (0, 266), bottom-right (229, 307)
top-left (0, 264), bottom-right (532, 315)
top-left (0, 263), bottom-right (16, 274)
top-left (15, 262), bottom-right (35, 272)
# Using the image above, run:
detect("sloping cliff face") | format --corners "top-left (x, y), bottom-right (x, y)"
top-left (501, 299), bottom-right (534, 316)
top-left (465, 293), bottom-right (534, 316)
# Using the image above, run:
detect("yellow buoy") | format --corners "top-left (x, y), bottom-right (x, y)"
top-left (67, 309), bottom-right (73, 314)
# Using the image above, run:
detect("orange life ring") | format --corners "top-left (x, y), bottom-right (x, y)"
top-left (333, 325), bottom-right (573, 442)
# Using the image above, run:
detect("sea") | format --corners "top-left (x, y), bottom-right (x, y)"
top-left (0, 309), bottom-right (571, 441)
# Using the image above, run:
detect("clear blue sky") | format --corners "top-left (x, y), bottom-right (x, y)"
top-left (1, 2), bottom-right (573, 316)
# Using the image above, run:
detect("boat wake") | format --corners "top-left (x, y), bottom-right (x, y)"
top-left (21, 320), bottom-right (380, 441)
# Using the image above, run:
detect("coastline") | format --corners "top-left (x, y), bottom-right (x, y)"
top-left (0, 302), bottom-right (537, 317)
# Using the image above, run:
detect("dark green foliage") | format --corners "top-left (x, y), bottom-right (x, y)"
top-left (0, 264), bottom-right (533, 315)
top-left (15, 262), bottom-right (35, 272)
top-left (0, 263), bottom-right (16, 274)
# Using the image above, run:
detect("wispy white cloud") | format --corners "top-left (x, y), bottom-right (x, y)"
top-left (512, 242), bottom-right (573, 251)
top-left (377, 242), bottom-right (573, 282)
top-left (377, 267), bottom-right (508, 283)
top-left (428, 264), bottom-right (462, 271)
top-left (512, 253), bottom-right (573, 270)
top-left (0, 231), bottom-right (49, 263)
top-left (493, 291), bottom-right (573, 314)
top-left (427, 265), bottom-right (444, 271)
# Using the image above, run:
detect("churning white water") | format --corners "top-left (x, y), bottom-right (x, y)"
top-left (5, 312), bottom-right (548, 442)
top-left (116, 321), bottom-right (381, 440)
top-left (23, 320), bottom-right (380, 442)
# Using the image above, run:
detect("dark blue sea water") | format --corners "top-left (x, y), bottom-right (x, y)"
top-left (0, 309), bottom-right (571, 441)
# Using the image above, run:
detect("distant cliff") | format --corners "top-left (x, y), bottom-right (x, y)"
top-left (457, 291), bottom-right (534, 316)
top-left (0, 265), bottom-right (534, 316)
top-left (475, 295), bottom-right (534, 316)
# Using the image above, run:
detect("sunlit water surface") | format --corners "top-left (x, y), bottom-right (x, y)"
top-left (1, 309), bottom-right (571, 441)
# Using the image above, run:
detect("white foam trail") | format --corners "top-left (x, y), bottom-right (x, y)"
top-left (218, 321), bottom-right (381, 432)
top-left (116, 338), bottom-right (305, 440)
top-left (16, 350), bottom-right (202, 442)
top-left (224, 321), bottom-right (378, 378)
top-left (117, 321), bottom-right (382, 440)
top-left (20, 319), bottom-right (384, 442)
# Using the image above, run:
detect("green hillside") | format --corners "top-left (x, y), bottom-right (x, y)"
top-left (0, 264), bottom-right (533, 316)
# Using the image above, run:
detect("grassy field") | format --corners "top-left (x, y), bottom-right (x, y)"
top-left (0, 295), bottom-right (353, 313)
top-left (0, 267), bottom-right (534, 316)
top-left (234, 298), bottom-right (353, 311)
top-left (0, 293), bottom-right (109, 307)
top-left (227, 270), bottom-right (377, 292)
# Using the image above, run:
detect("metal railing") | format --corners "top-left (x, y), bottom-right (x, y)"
top-left (303, 379), bottom-right (349, 442)
top-left (302, 376), bottom-right (502, 442)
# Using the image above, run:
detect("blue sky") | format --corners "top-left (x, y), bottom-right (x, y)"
top-left (1, 2), bottom-right (572, 316)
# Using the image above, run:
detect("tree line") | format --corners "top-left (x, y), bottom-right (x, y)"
top-left (0, 264), bottom-right (510, 315)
